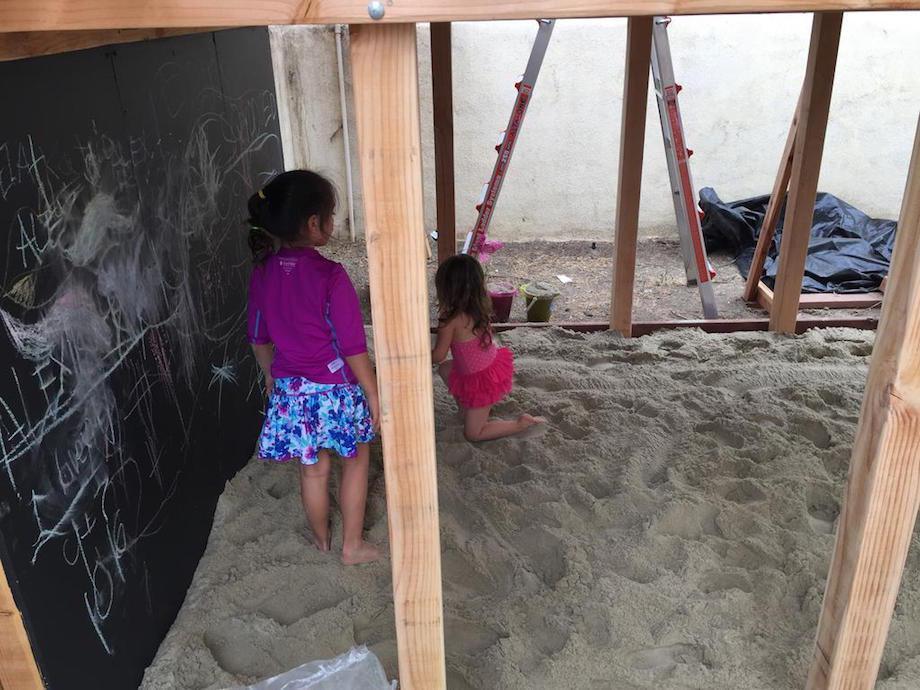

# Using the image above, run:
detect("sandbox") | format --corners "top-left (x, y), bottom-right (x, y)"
top-left (141, 327), bottom-right (920, 689)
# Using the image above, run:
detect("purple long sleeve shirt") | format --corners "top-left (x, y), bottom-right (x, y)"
top-left (247, 246), bottom-right (367, 384)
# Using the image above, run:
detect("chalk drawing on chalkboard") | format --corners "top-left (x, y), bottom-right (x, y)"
top-left (0, 91), bottom-right (280, 654)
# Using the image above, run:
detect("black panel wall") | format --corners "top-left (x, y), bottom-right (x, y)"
top-left (0, 27), bottom-right (282, 688)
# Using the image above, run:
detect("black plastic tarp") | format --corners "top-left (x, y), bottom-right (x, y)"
top-left (699, 187), bottom-right (896, 293)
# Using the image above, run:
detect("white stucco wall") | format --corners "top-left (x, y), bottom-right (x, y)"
top-left (271, 13), bottom-right (920, 241)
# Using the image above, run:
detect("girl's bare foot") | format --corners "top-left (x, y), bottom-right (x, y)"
top-left (517, 414), bottom-right (547, 430)
top-left (310, 533), bottom-right (331, 552)
top-left (342, 540), bottom-right (383, 565)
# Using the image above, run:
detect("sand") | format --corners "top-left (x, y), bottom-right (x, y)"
top-left (140, 327), bottom-right (920, 690)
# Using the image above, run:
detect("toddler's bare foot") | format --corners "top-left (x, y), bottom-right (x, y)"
top-left (342, 540), bottom-right (383, 565)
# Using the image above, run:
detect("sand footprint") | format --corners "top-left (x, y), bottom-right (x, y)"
top-left (694, 421), bottom-right (745, 449)
top-left (717, 479), bottom-right (767, 504)
top-left (515, 526), bottom-right (568, 588)
top-left (790, 415), bottom-right (832, 449)
top-left (257, 579), bottom-right (350, 626)
top-left (806, 485), bottom-right (840, 535)
top-left (698, 569), bottom-right (753, 594)
top-left (628, 643), bottom-right (705, 674)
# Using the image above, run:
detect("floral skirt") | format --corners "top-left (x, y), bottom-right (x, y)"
top-left (257, 377), bottom-right (374, 465)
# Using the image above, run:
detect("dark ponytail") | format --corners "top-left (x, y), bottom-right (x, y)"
top-left (246, 170), bottom-right (338, 262)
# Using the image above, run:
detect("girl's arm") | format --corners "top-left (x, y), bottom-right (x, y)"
top-left (432, 318), bottom-right (454, 365)
top-left (346, 352), bottom-right (380, 431)
top-left (251, 343), bottom-right (274, 396)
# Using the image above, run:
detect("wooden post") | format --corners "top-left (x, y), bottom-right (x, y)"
top-left (431, 22), bottom-right (456, 264)
top-left (807, 115), bottom-right (920, 690)
top-left (350, 22), bottom-right (446, 690)
top-left (769, 11), bottom-right (842, 333)
top-left (742, 91), bottom-right (801, 303)
top-left (0, 564), bottom-right (43, 689)
top-left (609, 16), bottom-right (653, 337)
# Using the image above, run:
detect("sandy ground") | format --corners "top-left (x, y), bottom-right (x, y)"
top-left (140, 327), bottom-right (920, 690)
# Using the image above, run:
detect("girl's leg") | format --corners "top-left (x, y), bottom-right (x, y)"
top-left (463, 407), bottom-right (545, 442)
top-left (299, 452), bottom-right (332, 551)
top-left (340, 443), bottom-right (382, 565)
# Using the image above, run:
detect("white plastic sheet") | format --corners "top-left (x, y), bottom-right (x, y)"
top-left (232, 646), bottom-right (396, 690)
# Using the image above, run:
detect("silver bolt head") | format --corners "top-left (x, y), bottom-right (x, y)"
top-left (367, 1), bottom-right (385, 20)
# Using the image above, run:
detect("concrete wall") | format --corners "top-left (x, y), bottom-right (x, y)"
top-left (270, 13), bottom-right (920, 242)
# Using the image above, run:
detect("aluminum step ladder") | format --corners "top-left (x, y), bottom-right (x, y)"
top-left (463, 19), bottom-right (555, 256)
top-left (464, 17), bottom-right (718, 319)
top-left (651, 16), bottom-right (719, 318)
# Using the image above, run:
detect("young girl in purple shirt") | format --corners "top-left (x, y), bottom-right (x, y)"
top-left (247, 170), bottom-right (380, 565)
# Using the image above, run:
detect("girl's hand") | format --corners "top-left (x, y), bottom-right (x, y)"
top-left (264, 374), bottom-right (274, 398)
top-left (367, 392), bottom-right (381, 432)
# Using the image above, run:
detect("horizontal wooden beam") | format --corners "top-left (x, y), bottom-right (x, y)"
top-left (1, 1), bottom-right (919, 33)
top-left (0, 27), bottom-right (214, 61)
top-left (755, 281), bottom-right (884, 311)
top-left (430, 316), bottom-right (879, 335)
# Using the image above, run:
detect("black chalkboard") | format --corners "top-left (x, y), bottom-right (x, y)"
top-left (0, 28), bottom-right (283, 689)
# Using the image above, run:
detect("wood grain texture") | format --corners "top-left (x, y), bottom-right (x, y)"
top-left (350, 22), bottom-right (446, 690)
top-left (807, 116), bottom-right (920, 690)
top-left (770, 11), bottom-right (842, 333)
top-left (430, 22), bottom-right (456, 264)
top-left (2, 1), bottom-right (920, 31)
top-left (0, 568), bottom-right (43, 689)
top-left (0, 28), bottom-right (212, 61)
top-left (609, 16), bottom-right (652, 337)
top-left (742, 93), bottom-right (801, 302)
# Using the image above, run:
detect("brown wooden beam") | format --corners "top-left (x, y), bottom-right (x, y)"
top-left (609, 16), bottom-right (652, 337)
top-left (742, 91), bottom-right (801, 302)
top-left (350, 22), bottom-right (446, 690)
top-left (756, 281), bottom-right (883, 311)
top-left (430, 22), bottom-right (456, 264)
top-left (0, 27), bottom-right (214, 61)
top-left (1, 2), bottom-right (919, 32)
top-left (770, 11), bottom-right (842, 333)
top-left (807, 116), bottom-right (920, 690)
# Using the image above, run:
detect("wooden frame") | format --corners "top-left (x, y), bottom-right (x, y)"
top-left (808, 115), bottom-right (920, 690)
top-left (2, 1), bottom-right (920, 32)
top-left (609, 16), bottom-right (653, 337)
top-left (1, 7), bottom-right (918, 690)
top-left (769, 11), bottom-right (842, 333)
top-left (350, 22), bottom-right (447, 689)
top-left (431, 22), bottom-right (457, 264)
top-left (755, 282), bottom-right (884, 311)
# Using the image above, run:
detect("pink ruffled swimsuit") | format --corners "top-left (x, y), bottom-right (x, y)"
top-left (447, 336), bottom-right (514, 409)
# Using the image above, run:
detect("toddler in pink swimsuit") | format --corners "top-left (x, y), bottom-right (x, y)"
top-left (432, 254), bottom-right (545, 441)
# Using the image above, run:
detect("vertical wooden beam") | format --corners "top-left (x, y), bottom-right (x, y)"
top-left (807, 116), bottom-right (920, 690)
top-left (350, 22), bottom-right (446, 690)
top-left (769, 11), bottom-right (842, 333)
top-left (609, 16), bottom-right (653, 336)
top-left (0, 564), bottom-right (43, 689)
top-left (430, 22), bottom-right (456, 264)
top-left (742, 91), bottom-right (801, 303)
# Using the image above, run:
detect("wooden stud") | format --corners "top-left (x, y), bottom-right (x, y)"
top-left (0, 564), bottom-right (43, 689)
top-left (2, 1), bottom-right (920, 32)
top-left (430, 22), bottom-right (456, 264)
top-left (742, 92), bottom-right (801, 303)
top-left (349, 22), bottom-right (446, 690)
top-left (609, 16), bottom-right (653, 337)
top-left (0, 28), bottom-right (213, 61)
top-left (757, 282), bottom-right (883, 311)
top-left (769, 11), bottom-right (842, 333)
top-left (807, 115), bottom-right (920, 690)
